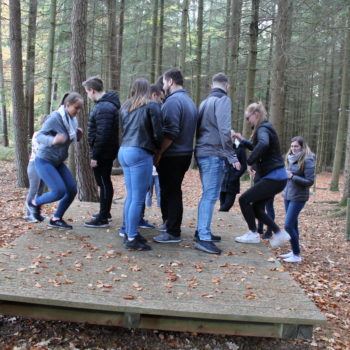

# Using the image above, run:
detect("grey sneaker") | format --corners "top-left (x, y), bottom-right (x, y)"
top-left (195, 239), bottom-right (221, 254)
top-left (156, 223), bottom-right (167, 232)
top-left (153, 232), bottom-right (182, 243)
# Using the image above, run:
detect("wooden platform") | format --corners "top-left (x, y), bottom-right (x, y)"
top-left (0, 200), bottom-right (326, 339)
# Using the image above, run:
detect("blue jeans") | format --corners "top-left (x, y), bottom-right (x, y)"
top-left (118, 147), bottom-right (153, 238)
top-left (34, 157), bottom-right (77, 219)
top-left (196, 156), bottom-right (225, 241)
top-left (284, 200), bottom-right (305, 256)
top-left (257, 197), bottom-right (275, 233)
top-left (146, 175), bottom-right (161, 207)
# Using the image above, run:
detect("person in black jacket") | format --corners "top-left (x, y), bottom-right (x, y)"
top-left (280, 136), bottom-right (315, 263)
top-left (219, 138), bottom-right (247, 212)
top-left (234, 101), bottom-right (290, 248)
top-left (83, 77), bottom-right (120, 228)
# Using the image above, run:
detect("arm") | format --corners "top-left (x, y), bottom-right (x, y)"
top-left (36, 114), bottom-right (59, 146)
top-left (247, 127), bottom-right (270, 165)
top-left (291, 158), bottom-right (315, 187)
top-left (148, 102), bottom-right (163, 149)
top-left (161, 99), bottom-right (181, 141)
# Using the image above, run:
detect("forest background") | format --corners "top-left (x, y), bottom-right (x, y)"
top-left (0, 0), bottom-right (350, 202)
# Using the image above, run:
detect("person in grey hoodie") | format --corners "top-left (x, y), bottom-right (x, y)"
top-left (194, 73), bottom-right (241, 254)
top-left (280, 136), bottom-right (315, 263)
top-left (27, 92), bottom-right (83, 229)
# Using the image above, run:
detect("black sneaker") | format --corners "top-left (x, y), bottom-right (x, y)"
top-left (195, 239), bottom-right (221, 254)
top-left (27, 201), bottom-right (43, 222)
top-left (49, 218), bottom-right (73, 230)
top-left (92, 213), bottom-right (112, 222)
top-left (124, 236), bottom-right (152, 251)
top-left (84, 217), bottom-right (109, 228)
top-left (194, 230), bottom-right (221, 242)
top-left (123, 233), bottom-right (148, 244)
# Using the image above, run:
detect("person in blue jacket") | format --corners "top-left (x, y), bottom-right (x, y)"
top-left (280, 136), bottom-right (315, 263)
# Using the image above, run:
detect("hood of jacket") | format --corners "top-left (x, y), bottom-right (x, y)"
top-left (96, 91), bottom-right (121, 109)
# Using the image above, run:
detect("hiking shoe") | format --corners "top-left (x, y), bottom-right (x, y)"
top-left (195, 239), bottom-right (221, 254)
top-left (92, 213), bottom-right (112, 222)
top-left (270, 230), bottom-right (290, 248)
top-left (48, 218), bottom-right (73, 230)
top-left (153, 232), bottom-right (182, 243)
top-left (194, 230), bottom-right (221, 242)
top-left (124, 236), bottom-right (152, 251)
top-left (139, 218), bottom-right (155, 229)
top-left (279, 251), bottom-right (294, 258)
top-left (261, 231), bottom-right (272, 239)
top-left (84, 217), bottom-right (109, 228)
top-left (156, 223), bottom-right (167, 232)
top-left (235, 231), bottom-right (261, 244)
top-left (27, 201), bottom-right (43, 222)
top-left (283, 254), bottom-right (302, 263)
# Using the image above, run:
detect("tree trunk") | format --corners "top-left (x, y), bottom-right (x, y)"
top-left (71, 0), bottom-right (99, 202)
top-left (156, 0), bottom-right (164, 79)
top-left (44, 0), bottom-right (57, 114)
top-left (228, 0), bottom-right (243, 131)
top-left (179, 0), bottom-right (189, 73)
top-left (9, 0), bottom-right (29, 187)
top-left (341, 96), bottom-right (350, 204)
top-left (242, 0), bottom-right (260, 139)
top-left (150, 0), bottom-right (158, 82)
top-left (223, 0), bottom-right (231, 74)
top-left (268, 0), bottom-right (293, 143)
top-left (107, 0), bottom-right (118, 91)
top-left (116, 0), bottom-right (125, 92)
top-left (25, 0), bottom-right (38, 139)
top-left (0, 0), bottom-right (8, 147)
top-left (195, 0), bottom-right (204, 106)
top-left (330, 6), bottom-right (350, 191)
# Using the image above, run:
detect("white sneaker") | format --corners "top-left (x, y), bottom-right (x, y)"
top-left (235, 231), bottom-right (261, 244)
top-left (270, 230), bottom-right (290, 248)
top-left (279, 251), bottom-right (293, 258)
top-left (284, 254), bottom-right (302, 263)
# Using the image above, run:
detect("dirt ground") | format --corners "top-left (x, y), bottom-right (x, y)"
top-left (0, 163), bottom-right (349, 350)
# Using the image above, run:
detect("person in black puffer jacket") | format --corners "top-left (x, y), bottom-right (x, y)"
top-left (280, 136), bottom-right (315, 263)
top-left (83, 77), bottom-right (121, 228)
top-left (233, 101), bottom-right (290, 249)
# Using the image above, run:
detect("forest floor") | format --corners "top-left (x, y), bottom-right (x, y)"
top-left (0, 160), bottom-right (349, 350)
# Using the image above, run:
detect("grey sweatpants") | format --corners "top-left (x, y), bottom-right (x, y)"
top-left (25, 160), bottom-right (45, 216)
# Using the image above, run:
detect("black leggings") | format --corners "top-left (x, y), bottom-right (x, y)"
top-left (239, 178), bottom-right (286, 233)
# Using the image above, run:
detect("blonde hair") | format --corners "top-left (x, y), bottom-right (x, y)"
top-left (246, 101), bottom-right (267, 140)
top-left (123, 78), bottom-right (151, 113)
top-left (285, 136), bottom-right (313, 171)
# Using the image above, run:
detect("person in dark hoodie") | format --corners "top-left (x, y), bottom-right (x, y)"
top-left (234, 101), bottom-right (291, 249)
top-left (83, 77), bottom-right (120, 228)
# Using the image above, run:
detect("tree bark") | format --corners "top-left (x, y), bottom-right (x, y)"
top-left (0, 0), bottom-right (8, 147)
top-left (242, 0), bottom-right (260, 138)
top-left (9, 0), bottom-right (29, 187)
top-left (179, 0), bottom-right (189, 73)
top-left (150, 0), bottom-right (158, 82)
top-left (331, 6), bottom-right (350, 191)
top-left (107, 0), bottom-right (118, 91)
top-left (223, 0), bottom-right (231, 74)
top-left (116, 0), bottom-right (125, 92)
top-left (156, 0), bottom-right (164, 79)
top-left (44, 0), bottom-right (57, 114)
top-left (25, 0), bottom-right (38, 139)
top-left (195, 0), bottom-right (204, 106)
top-left (71, 0), bottom-right (99, 201)
top-left (268, 0), bottom-right (293, 143)
top-left (341, 94), bottom-right (350, 203)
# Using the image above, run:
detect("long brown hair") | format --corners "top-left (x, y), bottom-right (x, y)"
top-left (123, 78), bottom-right (151, 113)
top-left (246, 101), bottom-right (267, 141)
top-left (285, 136), bottom-right (313, 171)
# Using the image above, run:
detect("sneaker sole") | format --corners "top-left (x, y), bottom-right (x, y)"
top-left (195, 242), bottom-right (221, 254)
top-left (235, 238), bottom-right (261, 244)
top-left (153, 238), bottom-right (182, 243)
top-left (91, 216), bottom-right (112, 222)
top-left (84, 223), bottom-right (109, 228)
top-left (48, 224), bottom-right (73, 230)
top-left (139, 225), bottom-right (155, 229)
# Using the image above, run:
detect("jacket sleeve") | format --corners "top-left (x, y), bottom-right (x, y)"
top-left (247, 126), bottom-right (270, 165)
top-left (240, 138), bottom-right (254, 151)
top-left (214, 96), bottom-right (238, 164)
top-left (36, 114), bottom-right (57, 147)
top-left (292, 157), bottom-right (315, 187)
top-left (161, 99), bottom-right (181, 140)
top-left (148, 102), bottom-right (163, 150)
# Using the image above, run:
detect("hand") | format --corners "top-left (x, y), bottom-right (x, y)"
top-left (52, 133), bottom-right (67, 145)
top-left (247, 165), bottom-right (255, 178)
top-left (232, 132), bottom-right (243, 141)
top-left (154, 152), bottom-right (161, 166)
top-left (76, 128), bottom-right (83, 141)
top-left (232, 161), bottom-right (241, 170)
top-left (287, 170), bottom-right (293, 179)
top-left (90, 159), bottom-right (98, 168)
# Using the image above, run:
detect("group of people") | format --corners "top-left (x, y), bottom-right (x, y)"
top-left (25, 68), bottom-right (315, 263)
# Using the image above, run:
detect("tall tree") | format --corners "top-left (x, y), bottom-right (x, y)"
top-left (107, 0), bottom-right (118, 90)
top-left (330, 7), bottom-right (350, 191)
top-left (195, 0), bottom-right (204, 106)
top-left (150, 0), bottom-right (158, 82)
top-left (268, 0), bottom-right (293, 143)
top-left (223, 0), bottom-right (231, 74)
top-left (179, 0), bottom-right (189, 73)
top-left (9, 0), bottom-right (29, 187)
top-left (0, 0), bottom-right (8, 147)
top-left (116, 0), bottom-right (125, 92)
top-left (242, 0), bottom-right (260, 138)
top-left (25, 0), bottom-right (38, 139)
top-left (44, 0), bottom-right (57, 114)
top-left (71, 0), bottom-right (99, 201)
top-left (156, 0), bottom-right (164, 78)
